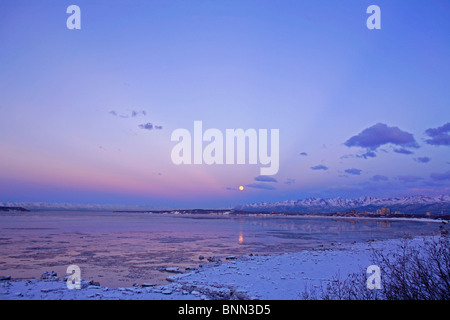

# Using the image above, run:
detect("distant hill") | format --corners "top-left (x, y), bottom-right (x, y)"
top-left (235, 195), bottom-right (450, 215)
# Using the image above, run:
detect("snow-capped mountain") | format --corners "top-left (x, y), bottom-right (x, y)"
top-left (235, 195), bottom-right (450, 214)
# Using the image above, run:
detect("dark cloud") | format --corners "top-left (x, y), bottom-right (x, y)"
top-left (254, 175), bottom-right (278, 183)
top-left (345, 123), bottom-right (419, 151)
top-left (430, 170), bottom-right (450, 181)
top-left (414, 157), bottom-right (431, 163)
top-left (344, 168), bottom-right (362, 175)
top-left (109, 110), bottom-right (117, 116)
top-left (155, 125), bottom-right (163, 130)
top-left (397, 175), bottom-right (424, 183)
top-left (311, 165), bottom-right (328, 171)
top-left (424, 122), bottom-right (450, 146)
top-left (246, 183), bottom-right (276, 190)
top-left (299, 152), bottom-right (308, 156)
top-left (371, 175), bottom-right (389, 181)
top-left (138, 123), bottom-right (153, 130)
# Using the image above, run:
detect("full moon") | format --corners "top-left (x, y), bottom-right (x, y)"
top-left (238, 186), bottom-right (244, 191)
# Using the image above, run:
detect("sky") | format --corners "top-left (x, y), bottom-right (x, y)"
top-left (0, 0), bottom-right (449, 209)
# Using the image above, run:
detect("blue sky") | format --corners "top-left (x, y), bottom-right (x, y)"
top-left (0, 1), bottom-right (449, 208)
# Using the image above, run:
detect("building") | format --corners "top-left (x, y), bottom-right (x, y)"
top-left (377, 207), bottom-right (391, 215)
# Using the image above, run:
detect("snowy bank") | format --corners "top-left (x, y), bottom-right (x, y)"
top-left (0, 236), bottom-right (438, 300)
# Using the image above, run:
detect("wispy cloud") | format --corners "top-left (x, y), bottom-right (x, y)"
top-left (109, 108), bottom-right (163, 132)
top-left (393, 148), bottom-right (414, 155)
top-left (311, 165), bottom-right (328, 171)
top-left (284, 178), bottom-right (295, 185)
top-left (109, 109), bottom-right (147, 118)
top-left (299, 152), bottom-right (308, 156)
top-left (254, 175), bottom-right (278, 183)
top-left (414, 157), bottom-right (431, 163)
top-left (371, 175), bottom-right (389, 181)
top-left (397, 175), bottom-right (424, 183)
top-left (246, 183), bottom-right (276, 190)
top-left (138, 123), bottom-right (163, 131)
top-left (344, 168), bottom-right (362, 175)
top-left (138, 123), bottom-right (154, 130)
top-left (430, 170), bottom-right (450, 181)
top-left (357, 151), bottom-right (377, 159)
top-left (132, 110), bottom-right (147, 117)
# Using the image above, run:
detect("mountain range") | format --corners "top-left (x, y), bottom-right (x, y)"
top-left (235, 195), bottom-right (450, 214)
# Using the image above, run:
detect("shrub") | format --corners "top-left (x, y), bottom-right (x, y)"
top-left (320, 234), bottom-right (449, 300)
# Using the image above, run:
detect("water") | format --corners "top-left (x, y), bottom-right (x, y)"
top-left (0, 211), bottom-right (442, 288)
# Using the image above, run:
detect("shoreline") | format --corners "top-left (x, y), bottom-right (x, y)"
top-left (119, 210), bottom-right (450, 222)
top-left (0, 234), bottom-right (442, 300)
top-left (3, 206), bottom-right (449, 223)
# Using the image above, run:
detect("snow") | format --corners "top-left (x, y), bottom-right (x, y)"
top-left (0, 236), bottom-right (434, 300)
top-left (237, 194), bottom-right (450, 212)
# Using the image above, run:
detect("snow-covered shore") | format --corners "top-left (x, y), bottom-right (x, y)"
top-left (0, 235), bottom-right (438, 300)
